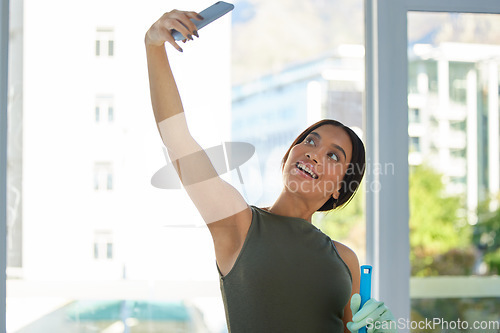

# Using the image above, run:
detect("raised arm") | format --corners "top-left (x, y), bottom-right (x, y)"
top-left (145, 10), bottom-right (252, 276)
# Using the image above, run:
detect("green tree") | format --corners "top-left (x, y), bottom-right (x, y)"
top-left (311, 164), bottom-right (475, 275)
top-left (313, 182), bottom-right (366, 262)
top-left (409, 164), bottom-right (473, 276)
top-left (474, 196), bottom-right (500, 274)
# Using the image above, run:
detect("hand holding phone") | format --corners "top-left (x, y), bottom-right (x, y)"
top-left (171, 1), bottom-right (235, 41)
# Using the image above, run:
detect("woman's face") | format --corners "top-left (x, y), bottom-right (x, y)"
top-left (283, 124), bottom-right (353, 205)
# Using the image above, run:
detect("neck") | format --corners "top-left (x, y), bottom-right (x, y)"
top-left (268, 190), bottom-right (320, 223)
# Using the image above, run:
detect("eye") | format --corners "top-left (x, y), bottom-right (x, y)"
top-left (304, 137), bottom-right (315, 145)
top-left (328, 152), bottom-right (339, 162)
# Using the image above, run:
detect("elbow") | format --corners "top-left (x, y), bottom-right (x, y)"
top-left (157, 113), bottom-right (192, 149)
top-left (162, 133), bottom-right (203, 162)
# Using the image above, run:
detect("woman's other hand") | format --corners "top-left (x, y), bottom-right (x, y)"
top-left (145, 10), bottom-right (203, 52)
top-left (347, 293), bottom-right (397, 333)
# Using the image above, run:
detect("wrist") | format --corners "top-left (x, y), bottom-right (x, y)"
top-left (144, 31), bottom-right (164, 47)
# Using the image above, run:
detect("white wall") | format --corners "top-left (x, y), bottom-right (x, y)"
top-left (21, 0), bottom-right (232, 283)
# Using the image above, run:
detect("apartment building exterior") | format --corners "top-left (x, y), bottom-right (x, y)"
top-left (7, 1), bottom-right (233, 331)
top-left (408, 42), bottom-right (500, 216)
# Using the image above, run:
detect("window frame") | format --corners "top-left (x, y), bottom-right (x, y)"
top-left (365, 0), bottom-right (500, 323)
top-left (1, 0), bottom-right (9, 331)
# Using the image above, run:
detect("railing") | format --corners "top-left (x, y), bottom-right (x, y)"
top-left (410, 276), bottom-right (500, 298)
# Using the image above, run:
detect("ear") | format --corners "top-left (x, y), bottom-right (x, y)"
top-left (332, 190), bottom-right (340, 200)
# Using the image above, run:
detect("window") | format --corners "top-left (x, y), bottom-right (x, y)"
top-left (408, 9), bottom-right (500, 328)
top-left (106, 242), bottom-right (113, 259)
top-left (450, 148), bottom-right (466, 158)
top-left (450, 120), bottom-right (466, 131)
top-left (93, 230), bottom-right (113, 260)
top-left (450, 175), bottom-right (467, 185)
top-left (94, 162), bottom-right (113, 191)
top-left (95, 95), bottom-right (114, 124)
top-left (409, 136), bottom-right (421, 152)
top-left (449, 62), bottom-right (475, 104)
top-left (408, 60), bottom-right (438, 94)
top-left (95, 28), bottom-right (114, 57)
top-left (409, 108), bottom-right (421, 123)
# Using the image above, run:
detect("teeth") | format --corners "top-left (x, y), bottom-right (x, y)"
top-left (296, 162), bottom-right (318, 179)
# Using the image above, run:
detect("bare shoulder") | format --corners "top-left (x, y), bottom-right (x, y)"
top-left (333, 241), bottom-right (359, 265)
top-left (334, 241), bottom-right (362, 328)
top-left (333, 241), bottom-right (360, 283)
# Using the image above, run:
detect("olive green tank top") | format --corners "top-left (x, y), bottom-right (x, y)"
top-left (216, 205), bottom-right (352, 333)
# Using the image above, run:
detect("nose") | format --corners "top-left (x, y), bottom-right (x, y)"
top-left (305, 152), bottom-right (319, 164)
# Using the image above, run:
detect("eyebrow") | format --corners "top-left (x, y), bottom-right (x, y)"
top-left (309, 132), bottom-right (347, 160)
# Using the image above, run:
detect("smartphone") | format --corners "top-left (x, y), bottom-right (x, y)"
top-left (171, 1), bottom-right (235, 41)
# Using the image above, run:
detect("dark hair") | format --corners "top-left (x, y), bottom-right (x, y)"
top-left (281, 119), bottom-right (366, 211)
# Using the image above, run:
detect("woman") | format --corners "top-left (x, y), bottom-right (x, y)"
top-left (145, 9), bottom-right (397, 333)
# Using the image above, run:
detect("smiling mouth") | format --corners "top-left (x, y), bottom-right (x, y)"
top-left (295, 162), bottom-right (319, 179)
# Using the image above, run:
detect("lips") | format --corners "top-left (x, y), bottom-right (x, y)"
top-left (295, 161), bottom-right (319, 179)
